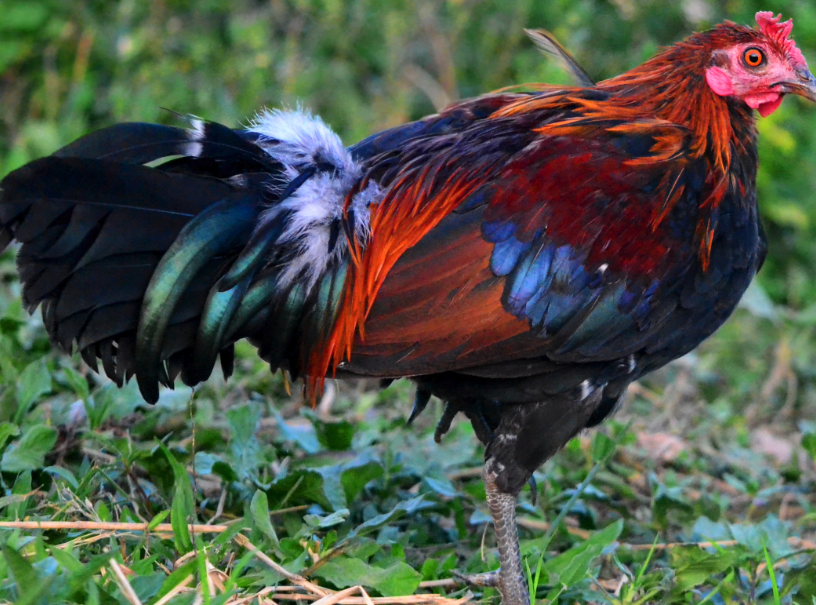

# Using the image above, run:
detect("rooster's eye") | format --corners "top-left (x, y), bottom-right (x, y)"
top-left (743, 48), bottom-right (766, 68)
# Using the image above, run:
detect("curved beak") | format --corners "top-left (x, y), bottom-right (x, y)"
top-left (777, 69), bottom-right (816, 103)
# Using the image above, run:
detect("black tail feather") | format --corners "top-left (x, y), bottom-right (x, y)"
top-left (0, 118), bottom-right (348, 402)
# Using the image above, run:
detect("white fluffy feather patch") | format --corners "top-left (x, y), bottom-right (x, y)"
top-left (248, 108), bottom-right (356, 175)
top-left (247, 108), bottom-right (383, 289)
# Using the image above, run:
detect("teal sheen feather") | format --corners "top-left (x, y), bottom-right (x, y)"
top-left (225, 272), bottom-right (279, 340)
top-left (264, 281), bottom-right (307, 368)
top-left (303, 263), bottom-right (348, 351)
top-left (135, 196), bottom-right (259, 403)
top-left (218, 213), bottom-right (287, 292)
top-left (554, 282), bottom-right (633, 355)
top-left (318, 263), bottom-right (347, 332)
top-left (188, 276), bottom-right (252, 383)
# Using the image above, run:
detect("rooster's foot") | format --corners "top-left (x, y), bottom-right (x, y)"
top-left (451, 570), bottom-right (499, 588)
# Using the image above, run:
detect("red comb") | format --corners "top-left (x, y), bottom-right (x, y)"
top-left (756, 11), bottom-right (807, 68)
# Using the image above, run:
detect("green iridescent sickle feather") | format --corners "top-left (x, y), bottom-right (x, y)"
top-left (135, 195), bottom-right (259, 402)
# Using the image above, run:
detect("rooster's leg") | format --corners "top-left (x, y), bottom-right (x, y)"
top-left (464, 394), bottom-right (601, 604)
top-left (452, 461), bottom-right (529, 605)
top-left (483, 462), bottom-right (529, 605)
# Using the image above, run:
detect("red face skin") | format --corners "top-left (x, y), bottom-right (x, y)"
top-left (706, 42), bottom-right (808, 117)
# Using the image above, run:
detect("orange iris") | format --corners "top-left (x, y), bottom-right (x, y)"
top-left (743, 48), bottom-right (765, 67)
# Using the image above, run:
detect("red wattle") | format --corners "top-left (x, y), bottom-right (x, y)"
top-left (744, 92), bottom-right (783, 117)
top-left (758, 95), bottom-right (784, 117)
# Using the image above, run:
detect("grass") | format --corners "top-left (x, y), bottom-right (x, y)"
top-left (0, 312), bottom-right (815, 604)
top-left (2, 1), bottom-right (816, 603)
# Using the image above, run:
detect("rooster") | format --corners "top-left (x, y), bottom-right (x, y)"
top-left (0, 11), bottom-right (813, 605)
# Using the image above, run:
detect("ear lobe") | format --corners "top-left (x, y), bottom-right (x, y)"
top-left (705, 66), bottom-right (735, 97)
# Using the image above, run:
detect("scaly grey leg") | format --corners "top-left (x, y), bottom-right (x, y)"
top-left (483, 464), bottom-right (530, 605)
top-left (457, 465), bottom-right (529, 604)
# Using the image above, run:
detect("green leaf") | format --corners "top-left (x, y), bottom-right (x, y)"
top-left (43, 465), bottom-right (78, 489)
top-left (1, 424), bottom-right (57, 472)
top-left (544, 519), bottom-right (622, 588)
top-left (87, 381), bottom-right (144, 427)
top-left (802, 432), bottom-right (816, 462)
top-left (62, 365), bottom-right (90, 403)
top-left (250, 489), bottom-right (279, 545)
top-left (2, 544), bottom-right (38, 589)
top-left (159, 443), bottom-right (194, 553)
top-left (171, 484), bottom-right (195, 553)
top-left (314, 418), bottom-right (355, 451)
top-left (154, 559), bottom-right (197, 602)
top-left (15, 359), bottom-right (51, 423)
top-left (318, 464), bottom-right (347, 510)
top-left (8, 470), bottom-right (32, 519)
top-left (763, 541), bottom-right (781, 605)
top-left (226, 403), bottom-right (262, 480)
top-left (671, 548), bottom-right (736, 591)
top-left (421, 558), bottom-right (439, 581)
top-left (132, 573), bottom-right (166, 602)
top-left (148, 510), bottom-right (171, 530)
top-left (345, 496), bottom-right (426, 543)
top-left (691, 516), bottom-right (731, 542)
top-left (341, 460), bottom-right (383, 503)
top-left (194, 451), bottom-right (238, 482)
top-left (2, 545), bottom-right (53, 605)
top-left (271, 408), bottom-right (320, 454)
top-left (651, 474), bottom-right (693, 527)
top-left (267, 469), bottom-right (333, 510)
top-left (314, 557), bottom-right (421, 596)
top-left (591, 432), bottom-right (616, 463)
top-left (0, 421), bottom-right (20, 451)
top-left (423, 475), bottom-right (458, 498)
top-left (95, 500), bottom-right (111, 522)
top-left (213, 520), bottom-right (248, 548)
top-left (49, 546), bottom-right (83, 574)
top-left (303, 508), bottom-right (349, 530)
top-left (65, 553), bottom-right (113, 592)
top-left (346, 539), bottom-right (380, 561)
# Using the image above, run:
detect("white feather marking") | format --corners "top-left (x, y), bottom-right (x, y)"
top-left (580, 379), bottom-right (594, 399)
top-left (190, 118), bottom-right (205, 138)
top-left (246, 108), bottom-right (384, 289)
top-left (627, 354), bottom-right (636, 373)
top-left (185, 142), bottom-right (203, 157)
top-left (184, 118), bottom-right (206, 157)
